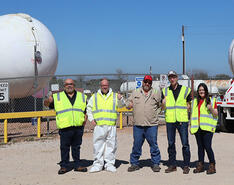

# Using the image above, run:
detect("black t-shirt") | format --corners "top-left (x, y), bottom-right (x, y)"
top-left (161, 84), bottom-right (191, 102)
top-left (49, 91), bottom-right (77, 109)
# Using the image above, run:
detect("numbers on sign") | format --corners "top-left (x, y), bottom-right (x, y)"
top-left (0, 92), bottom-right (5, 100)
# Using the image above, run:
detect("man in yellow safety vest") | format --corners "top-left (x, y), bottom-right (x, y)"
top-left (44, 78), bottom-right (88, 175)
top-left (162, 71), bottom-right (191, 174)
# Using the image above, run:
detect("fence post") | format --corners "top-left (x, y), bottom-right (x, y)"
top-left (4, 119), bottom-right (8, 143)
top-left (119, 112), bottom-right (123, 129)
top-left (37, 117), bottom-right (41, 138)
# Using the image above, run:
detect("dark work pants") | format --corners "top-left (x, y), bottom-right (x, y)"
top-left (59, 126), bottom-right (84, 168)
top-left (166, 122), bottom-right (191, 167)
top-left (195, 129), bottom-right (215, 164)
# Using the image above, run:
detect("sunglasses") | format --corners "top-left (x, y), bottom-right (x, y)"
top-left (143, 80), bottom-right (152, 85)
top-left (64, 83), bottom-right (74, 86)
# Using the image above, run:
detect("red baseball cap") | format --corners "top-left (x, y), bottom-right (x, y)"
top-left (143, 75), bottom-right (152, 82)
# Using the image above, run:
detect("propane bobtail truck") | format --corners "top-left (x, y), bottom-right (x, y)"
top-left (217, 40), bottom-right (234, 132)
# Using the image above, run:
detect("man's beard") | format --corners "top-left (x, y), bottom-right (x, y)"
top-left (143, 85), bottom-right (150, 92)
top-left (66, 87), bottom-right (74, 94)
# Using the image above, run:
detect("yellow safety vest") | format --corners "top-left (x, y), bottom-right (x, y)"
top-left (92, 92), bottom-right (118, 126)
top-left (53, 91), bottom-right (87, 129)
top-left (163, 85), bottom-right (191, 123)
top-left (190, 97), bottom-right (218, 134)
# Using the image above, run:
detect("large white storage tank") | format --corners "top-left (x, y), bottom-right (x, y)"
top-left (0, 13), bottom-right (58, 98)
top-left (229, 39), bottom-right (234, 75)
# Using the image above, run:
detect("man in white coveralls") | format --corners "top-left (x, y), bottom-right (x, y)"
top-left (87, 78), bottom-right (123, 173)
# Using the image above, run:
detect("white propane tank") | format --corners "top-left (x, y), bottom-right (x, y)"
top-left (229, 39), bottom-right (234, 75)
top-left (0, 13), bottom-right (58, 98)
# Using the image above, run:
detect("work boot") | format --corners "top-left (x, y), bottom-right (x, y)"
top-left (207, 163), bottom-right (216, 175)
top-left (165, 166), bottom-right (177, 173)
top-left (74, 166), bottom-right (87, 172)
top-left (193, 162), bottom-right (204, 173)
top-left (151, 164), bottom-right (161, 172)
top-left (127, 164), bottom-right (140, 172)
top-left (58, 167), bottom-right (68, 175)
top-left (183, 166), bottom-right (190, 174)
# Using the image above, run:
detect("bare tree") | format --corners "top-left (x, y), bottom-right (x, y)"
top-left (116, 68), bottom-right (124, 80)
top-left (214, 74), bottom-right (231, 80)
top-left (192, 69), bottom-right (209, 80)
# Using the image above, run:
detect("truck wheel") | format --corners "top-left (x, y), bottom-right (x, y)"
top-left (226, 119), bottom-right (234, 132)
top-left (219, 112), bottom-right (228, 132)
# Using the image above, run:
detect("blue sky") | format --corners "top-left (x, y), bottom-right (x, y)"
top-left (1, 0), bottom-right (234, 76)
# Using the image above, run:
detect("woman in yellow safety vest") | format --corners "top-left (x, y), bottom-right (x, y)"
top-left (190, 83), bottom-right (218, 175)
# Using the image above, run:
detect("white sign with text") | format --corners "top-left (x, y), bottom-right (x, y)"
top-left (135, 77), bottom-right (144, 89)
top-left (0, 82), bottom-right (9, 103)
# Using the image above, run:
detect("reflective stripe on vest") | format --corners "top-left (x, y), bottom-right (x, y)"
top-left (56, 108), bottom-right (84, 115)
top-left (92, 92), bottom-right (117, 126)
top-left (163, 86), bottom-right (190, 123)
top-left (53, 91), bottom-right (87, 129)
top-left (190, 97), bottom-right (217, 134)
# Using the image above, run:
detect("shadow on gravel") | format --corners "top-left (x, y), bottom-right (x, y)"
top-left (57, 159), bottom-right (93, 169)
top-left (138, 159), bottom-right (153, 167)
top-left (115, 159), bottom-right (129, 168)
top-left (57, 159), bottom-right (129, 169)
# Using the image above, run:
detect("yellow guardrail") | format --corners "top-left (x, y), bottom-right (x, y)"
top-left (0, 110), bottom-right (56, 144)
top-left (0, 108), bottom-right (132, 144)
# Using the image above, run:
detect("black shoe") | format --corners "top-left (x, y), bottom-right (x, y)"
top-left (183, 166), bottom-right (190, 174)
top-left (58, 167), bottom-right (68, 175)
top-left (127, 165), bottom-right (140, 172)
top-left (151, 164), bottom-right (161, 172)
top-left (165, 166), bottom-right (177, 173)
top-left (74, 166), bottom-right (88, 172)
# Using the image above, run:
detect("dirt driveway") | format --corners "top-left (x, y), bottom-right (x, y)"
top-left (0, 125), bottom-right (234, 185)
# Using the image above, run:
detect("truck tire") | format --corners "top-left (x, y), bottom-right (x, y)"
top-left (219, 112), bottom-right (228, 132)
top-left (226, 119), bottom-right (234, 132)
top-left (217, 106), bottom-right (227, 132)
top-left (218, 107), bottom-right (234, 132)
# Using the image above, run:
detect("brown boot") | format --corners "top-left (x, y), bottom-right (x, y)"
top-left (165, 166), bottom-right (177, 173)
top-left (74, 166), bottom-right (88, 172)
top-left (207, 163), bottom-right (216, 175)
top-left (193, 162), bottom-right (204, 173)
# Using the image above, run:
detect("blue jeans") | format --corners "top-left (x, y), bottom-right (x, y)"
top-left (130, 125), bottom-right (161, 166)
top-left (195, 129), bottom-right (215, 163)
top-left (166, 122), bottom-right (190, 167)
top-left (59, 126), bottom-right (84, 168)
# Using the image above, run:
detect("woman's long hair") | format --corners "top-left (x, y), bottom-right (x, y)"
top-left (197, 83), bottom-right (210, 106)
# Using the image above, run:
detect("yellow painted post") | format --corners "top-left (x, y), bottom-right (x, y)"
top-left (37, 117), bottom-right (41, 138)
top-left (4, 119), bottom-right (8, 143)
top-left (119, 112), bottom-right (123, 129)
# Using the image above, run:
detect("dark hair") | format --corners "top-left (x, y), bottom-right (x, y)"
top-left (197, 83), bottom-right (210, 106)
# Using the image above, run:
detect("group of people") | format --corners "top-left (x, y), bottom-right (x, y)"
top-left (44, 70), bottom-right (218, 175)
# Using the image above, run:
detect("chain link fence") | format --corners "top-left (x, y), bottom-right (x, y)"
top-left (0, 73), bottom-right (154, 141)
top-left (0, 73), bottom-right (229, 142)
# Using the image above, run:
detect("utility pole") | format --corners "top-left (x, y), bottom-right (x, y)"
top-left (182, 25), bottom-right (185, 75)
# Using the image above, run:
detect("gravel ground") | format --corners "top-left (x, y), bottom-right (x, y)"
top-left (0, 125), bottom-right (234, 185)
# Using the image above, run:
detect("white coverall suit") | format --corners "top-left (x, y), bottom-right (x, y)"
top-left (87, 88), bottom-right (123, 172)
